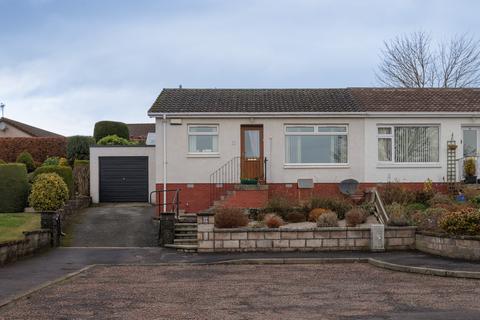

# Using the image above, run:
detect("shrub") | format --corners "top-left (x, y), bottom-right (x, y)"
top-left (411, 207), bottom-right (448, 232)
top-left (462, 188), bottom-right (480, 201)
top-left (285, 211), bottom-right (306, 223)
top-left (214, 207), bottom-right (249, 228)
top-left (0, 163), bottom-right (30, 212)
top-left (97, 134), bottom-right (133, 146)
top-left (0, 159), bottom-right (6, 164)
top-left (42, 156), bottom-right (60, 166)
top-left (32, 165), bottom-right (74, 198)
top-left (405, 202), bottom-right (427, 214)
top-left (73, 160), bottom-right (90, 196)
top-left (28, 173), bottom-right (69, 211)
top-left (386, 202), bottom-right (409, 226)
top-left (67, 135), bottom-right (95, 163)
top-left (265, 195), bottom-right (298, 218)
top-left (59, 157), bottom-right (69, 166)
top-left (93, 121), bottom-right (129, 142)
top-left (264, 213), bottom-right (285, 228)
top-left (464, 157), bottom-right (477, 177)
top-left (427, 193), bottom-right (453, 207)
top-left (439, 207), bottom-right (480, 236)
top-left (308, 208), bottom-right (332, 222)
top-left (358, 201), bottom-right (376, 216)
top-left (316, 211), bottom-right (339, 228)
top-left (345, 207), bottom-right (367, 227)
top-left (414, 190), bottom-right (435, 205)
top-left (379, 182), bottom-right (415, 205)
top-left (308, 197), bottom-right (352, 220)
top-left (0, 137), bottom-right (67, 163)
top-left (16, 150), bottom-right (35, 172)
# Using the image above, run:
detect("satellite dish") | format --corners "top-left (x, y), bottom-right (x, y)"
top-left (339, 179), bottom-right (359, 195)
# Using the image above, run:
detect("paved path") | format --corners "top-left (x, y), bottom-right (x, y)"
top-left (65, 204), bottom-right (158, 247)
top-left (1, 248), bottom-right (479, 306)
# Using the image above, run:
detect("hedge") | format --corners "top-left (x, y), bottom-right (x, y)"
top-left (31, 165), bottom-right (74, 198)
top-left (67, 136), bottom-right (95, 163)
top-left (0, 137), bottom-right (67, 162)
top-left (0, 163), bottom-right (30, 213)
top-left (97, 134), bottom-right (133, 145)
top-left (93, 121), bottom-right (129, 142)
top-left (16, 150), bottom-right (36, 172)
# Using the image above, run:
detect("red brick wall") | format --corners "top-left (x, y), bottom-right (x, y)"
top-left (156, 182), bottom-right (448, 214)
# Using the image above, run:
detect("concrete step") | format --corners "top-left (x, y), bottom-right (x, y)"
top-left (175, 233), bottom-right (197, 238)
top-left (175, 223), bottom-right (197, 228)
top-left (174, 228), bottom-right (197, 233)
top-left (164, 244), bottom-right (198, 252)
top-left (174, 239), bottom-right (198, 244)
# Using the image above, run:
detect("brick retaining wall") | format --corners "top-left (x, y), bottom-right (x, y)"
top-left (416, 232), bottom-right (480, 261)
top-left (0, 230), bottom-right (51, 266)
top-left (197, 212), bottom-right (416, 253)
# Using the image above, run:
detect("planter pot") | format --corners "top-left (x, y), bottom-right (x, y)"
top-left (465, 176), bottom-right (477, 184)
top-left (448, 144), bottom-right (458, 150)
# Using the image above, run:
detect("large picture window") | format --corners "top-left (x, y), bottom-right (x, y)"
top-left (188, 125), bottom-right (218, 153)
top-left (377, 126), bottom-right (439, 163)
top-left (285, 125), bottom-right (348, 164)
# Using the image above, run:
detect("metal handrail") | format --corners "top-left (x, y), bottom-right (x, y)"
top-left (366, 188), bottom-right (389, 225)
top-left (149, 189), bottom-right (180, 219)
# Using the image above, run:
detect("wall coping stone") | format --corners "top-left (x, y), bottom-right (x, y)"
top-left (23, 229), bottom-right (51, 236)
top-left (214, 226), bottom-right (415, 233)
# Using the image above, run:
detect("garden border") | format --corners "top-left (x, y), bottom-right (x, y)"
top-left (415, 231), bottom-right (480, 261)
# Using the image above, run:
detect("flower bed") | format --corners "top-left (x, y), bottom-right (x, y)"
top-left (416, 232), bottom-right (480, 261)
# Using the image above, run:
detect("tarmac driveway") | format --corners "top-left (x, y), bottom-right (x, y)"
top-left (64, 204), bottom-right (158, 247)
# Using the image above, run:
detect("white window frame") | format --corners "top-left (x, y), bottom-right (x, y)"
top-left (284, 124), bottom-right (349, 167)
top-left (187, 124), bottom-right (219, 156)
top-left (376, 124), bottom-right (440, 167)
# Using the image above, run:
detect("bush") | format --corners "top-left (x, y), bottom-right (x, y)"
top-left (0, 137), bottom-right (67, 163)
top-left (462, 188), bottom-right (480, 201)
top-left (93, 121), bottom-right (129, 142)
top-left (31, 165), bottom-right (74, 198)
top-left (345, 207), bottom-right (367, 227)
top-left (16, 150), bottom-right (35, 172)
top-left (439, 207), bottom-right (480, 236)
top-left (386, 202), bottom-right (409, 226)
top-left (67, 136), bottom-right (95, 163)
top-left (405, 203), bottom-right (427, 214)
top-left (414, 190), bottom-right (435, 205)
top-left (97, 134), bottom-right (133, 146)
top-left (316, 211), bottom-right (339, 227)
top-left (285, 212), bottom-right (306, 223)
top-left (308, 208), bottom-right (333, 222)
top-left (28, 173), bottom-right (69, 211)
top-left (0, 159), bottom-right (6, 164)
top-left (73, 160), bottom-right (90, 196)
top-left (307, 197), bottom-right (352, 220)
top-left (214, 208), bottom-right (249, 228)
top-left (0, 163), bottom-right (30, 212)
top-left (264, 213), bottom-right (284, 228)
top-left (264, 195), bottom-right (298, 218)
top-left (59, 157), bottom-right (69, 166)
top-left (358, 201), bottom-right (375, 216)
top-left (42, 156), bottom-right (60, 166)
top-left (427, 193), bottom-right (453, 207)
top-left (379, 182), bottom-right (415, 205)
top-left (411, 207), bottom-right (448, 232)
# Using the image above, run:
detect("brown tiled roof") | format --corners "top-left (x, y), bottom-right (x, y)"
top-left (0, 117), bottom-right (63, 137)
top-left (350, 88), bottom-right (480, 112)
top-left (148, 88), bottom-right (359, 113)
top-left (148, 88), bottom-right (480, 114)
top-left (126, 123), bottom-right (155, 139)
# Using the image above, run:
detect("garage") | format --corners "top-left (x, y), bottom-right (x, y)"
top-left (99, 156), bottom-right (149, 202)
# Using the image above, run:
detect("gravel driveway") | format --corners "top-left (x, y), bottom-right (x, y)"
top-left (64, 204), bottom-right (157, 247)
top-left (1, 263), bottom-right (480, 320)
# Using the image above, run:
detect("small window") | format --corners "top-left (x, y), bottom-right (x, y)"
top-left (285, 126), bottom-right (315, 133)
top-left (188, 125), bottom-right (218, 153)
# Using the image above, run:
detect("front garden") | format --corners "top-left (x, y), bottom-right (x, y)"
top-left (0, 213), bottom-right (40, 243)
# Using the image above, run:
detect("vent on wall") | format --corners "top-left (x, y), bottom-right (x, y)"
top-left (297, 178), bottom-right (314, 189)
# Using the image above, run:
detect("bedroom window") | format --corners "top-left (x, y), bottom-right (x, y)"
top-left (377, 126), bottom-right (439, 163)
top-left (188, 125), bottom-right (218, 153)
top-left (285, 125), bottom-right (348, 164)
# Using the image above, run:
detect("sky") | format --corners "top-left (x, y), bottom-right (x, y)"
top-left (1, 0), bottom-right (480, 136)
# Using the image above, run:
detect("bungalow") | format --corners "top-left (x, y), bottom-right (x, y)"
top-left (90, 88), bottom-right (480, 212)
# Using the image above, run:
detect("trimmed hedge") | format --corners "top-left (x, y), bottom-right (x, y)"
top-left (97, 134), bottom-right (133, 145)
top-left (16, 150), bottom-right (36, 172)
top-left (32, 165), bottom-right (74, 198)
top-left (29, 173), bottom-right (69, 212)
top-left (0, 137), bottom-right (67, 162)
top-left (0, 163), bottom-right (30, 213)
top-left (93, 121), bottom-right (129, 142)
top-left (67, 135), bottom-right (95, 163)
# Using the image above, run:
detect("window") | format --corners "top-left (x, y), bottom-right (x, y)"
top-left (188, 125), bottom-right (218, 153)
top-left (377, 126), bottom-right (439, 163)
top-left (285, 125), bottom-right (348, 164)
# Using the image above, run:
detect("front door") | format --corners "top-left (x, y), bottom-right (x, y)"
top-left (240, 125), bottom-right (264, 182)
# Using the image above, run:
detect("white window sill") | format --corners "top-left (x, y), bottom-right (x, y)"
top-left (187, 153), bottom-right (220, 158)
top-left (284, 163), bottom-right (350, 169)
top-left (376, 163), bottom-right (441, 169)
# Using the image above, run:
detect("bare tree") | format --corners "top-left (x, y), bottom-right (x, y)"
top-left (376, 32), bottom-right (480, 88)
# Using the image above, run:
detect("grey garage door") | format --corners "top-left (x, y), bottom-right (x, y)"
top-left (99, 156), bottom-right (149, 202)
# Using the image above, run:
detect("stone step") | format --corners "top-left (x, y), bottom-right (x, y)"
top-left (174, 228), bottom-right (197, 234)
top-left (175, 223), bottom-right (197, 228)
top-left (174, 239), bottom-right (198, 244)
top-left (175, 233), bottom-right (197, 238)
top-left (177, 218), bottom-right (197, 223)
top-left (164, 244), bottom-right (198, 252)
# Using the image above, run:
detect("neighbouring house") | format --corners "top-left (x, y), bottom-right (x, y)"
top-left (0, 117), bottom-right (63, 138)
top-left (126, 123), bottom-right (155, 143)
top-left (90, 88), bottom-right (480, 212)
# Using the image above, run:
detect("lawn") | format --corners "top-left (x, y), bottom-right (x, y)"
top-left (0, 213), bottom-right (41, 243)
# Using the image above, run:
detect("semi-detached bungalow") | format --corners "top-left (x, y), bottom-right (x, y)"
top-left (90, 88), bottom-right (480, 213)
